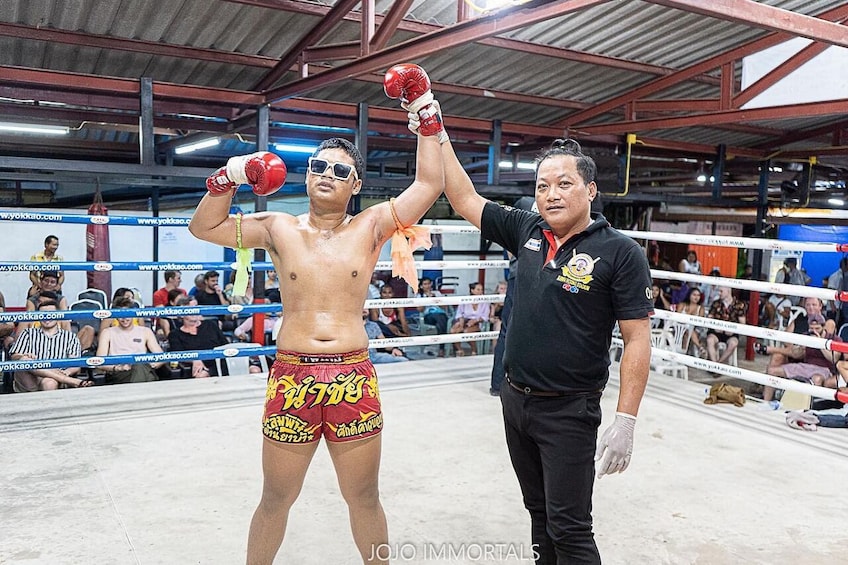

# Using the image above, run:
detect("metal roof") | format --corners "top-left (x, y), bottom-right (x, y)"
top-left (0, 0), bottom-right (847, 208)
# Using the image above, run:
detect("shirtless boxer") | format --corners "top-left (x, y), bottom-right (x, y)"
top-left (189, 65), bottom-right (446, 565)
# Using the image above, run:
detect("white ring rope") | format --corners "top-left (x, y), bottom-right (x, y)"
top-left (413, 223), bottom-right (848, 253)
top-left (364, 294), bottom-right (504, 309)
top-left (375, 259), bottom-right (509, 271)
top-left (371, 331), bottom-right (500, 350)
top-left (612, 336), bottom-right (848, 403)
top-left (621, 230), bottom-right (848, 253)
top-left (650, 269), bottom-right (846, 303)
top-left (651, 309), bottom-right (848, 354)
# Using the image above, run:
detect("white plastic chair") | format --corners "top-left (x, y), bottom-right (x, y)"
top-left (77, 288), bottom-right (108, 309)
top-left (650, 326), bottom-right (688, 380)
top-left (214, 342), bottom-right (269, 377)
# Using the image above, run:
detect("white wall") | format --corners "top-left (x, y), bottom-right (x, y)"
top-left (0, 207), bottom-right (222, 308)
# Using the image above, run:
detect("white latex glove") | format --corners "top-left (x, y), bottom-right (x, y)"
top-left (594, 412), bottom-right (636, 478)
top-left (785, 410), bottom-right (819, 431)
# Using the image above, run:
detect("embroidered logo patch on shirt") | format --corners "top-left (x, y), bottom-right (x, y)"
top-left (523, 238), bottom-right (541, 252)
top-left (557, 250), bottom-right (600, 294)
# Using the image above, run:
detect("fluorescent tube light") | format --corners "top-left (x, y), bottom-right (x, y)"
top-left (174, 137), bottom-right (220, 154)
top-left (275, 143), bottom-right (318, 154)
top-left (499, 161), bottom-right (536, 170)
top-left (0, 122), bottom-right (69, 135)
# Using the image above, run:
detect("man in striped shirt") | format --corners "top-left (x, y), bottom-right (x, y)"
top-left (10, 300), bottom-right (90, 392)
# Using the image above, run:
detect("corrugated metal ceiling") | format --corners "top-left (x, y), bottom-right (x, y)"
top-left (0, 0), bottom-right (846, 206)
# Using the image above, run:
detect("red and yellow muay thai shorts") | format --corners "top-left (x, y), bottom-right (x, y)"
top-left (262, 349), bottom-right (383, 444)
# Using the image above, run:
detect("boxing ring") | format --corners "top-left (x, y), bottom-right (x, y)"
top-left (1, 211), bottom-right (847, 564)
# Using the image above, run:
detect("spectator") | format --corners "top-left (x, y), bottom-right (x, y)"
top-left (370, 284), bottom-right (410, 338)
top-left (26, 270), bottom-right (68, 312)
top-left (168, 296), bottom-right (228, 377)
top-left (705, 286), bottom-right (747, 368)
top-left (22, 273), bottom-right (96, 353)
top-left (775, 257), bottom-right (810, 305)
top-left (368, 271), bottom-right (386, 300)
top-left (490, 195), bottom-right (537, 396)
top-left (761, 313), bottom-right (843, 407)
top-left (28, 235), bottom-right (64, 297)
top-left (195, 270), bottom-right (235, 332)
top-left (416, 276), bottom-right (448, 357)
top-left (10, 300), bottom-right (90, 391)
top-left (738, 263), bottom-right (754, 304)
top-left (157, 288), bottom-right (188, 339)
top-left (234, 295), bottom-right (282, 344)
top-left (362, 310), bottom-right (409, 364)
top-left (489, 280), bottom-right (508, 352)
top-left (99, 288), bottom-right (140, 333)
top-left (187, 273), bottom-right (205, 297)
top-left (678, 250), bottom-right (702, 276)
top-left (266, 269), bottom-right (280, 290)
top-left (756, 296), bottom-right (822, 375)
top-left (95, 297), bottom-right (164, 384)
top-left (0, 290), bottom-right (15, 344)
top-left (152, 270), bottom-right (186, 307)
top-left (668, 279), bottom-right (690, 307)
top-left (651, 282), bottom-right (671, 312)
top-left (826, 257), bottom-right (848, 325)
top-left (762, 292), bottom-right (793, 330)
top-left (224, 271), bottom-right (253, 306)
top-left (449, 282), bottom-right (490, 356)
top-left (195, 270), bottom-right (229, 306)
top-left (679, 287), bottom-right (706, 356)
top-left (701, 266), bottom-right (723, 307)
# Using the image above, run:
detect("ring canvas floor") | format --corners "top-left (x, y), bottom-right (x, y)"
top-left (1, 356), bottom-right (845, 565)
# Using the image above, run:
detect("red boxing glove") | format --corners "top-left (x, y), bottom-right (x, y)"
top-left (383, 63), bottom-right (433, 112)
top-left (406, 100), bottom-right (448, 144)
top-left (206, 152), bottom-right (287, 197)
top-left (241, 152), bottom-right (287, 196)
top-left (206, 166), bottom-right (238, 196)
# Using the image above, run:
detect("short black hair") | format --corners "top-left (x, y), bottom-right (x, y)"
top-left (37, 290), bottom-right (59, 301)
top-left (113, 297), bottom-right (135, 309)
top-left (535, 138), bottom-right (597, 185)
top-left (37, 299), bottom-right (59, 310)
top-left (39, 270), bottom-right (60, 281)
top-left (313, 138), bottom-right (364, 180)
top-left (204, 270), bottom-right (220, 280)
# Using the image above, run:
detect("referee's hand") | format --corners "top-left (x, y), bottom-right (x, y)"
top-left (594, 412), bottom-right (636, 478)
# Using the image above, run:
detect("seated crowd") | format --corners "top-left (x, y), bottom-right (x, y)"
top-left (649, 252), bottom-right (848, 405)
top-left (2, 269), bottom-right (512, 393)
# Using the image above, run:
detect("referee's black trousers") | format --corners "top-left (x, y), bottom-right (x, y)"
top-left (501, 384), bottom-right (603, 564)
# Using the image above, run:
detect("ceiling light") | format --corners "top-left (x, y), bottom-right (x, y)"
top-left (174, 137), bottom-right (220, 154)
top-left (0, 122), bottom-right (69, 135)
top-left (499, 160), bottom-right (535, 170)
top-left (274, 143), bottom-right (318, 154)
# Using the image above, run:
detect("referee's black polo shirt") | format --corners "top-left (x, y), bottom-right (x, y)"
top-left (481, 202), bottom-right (653, 392)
